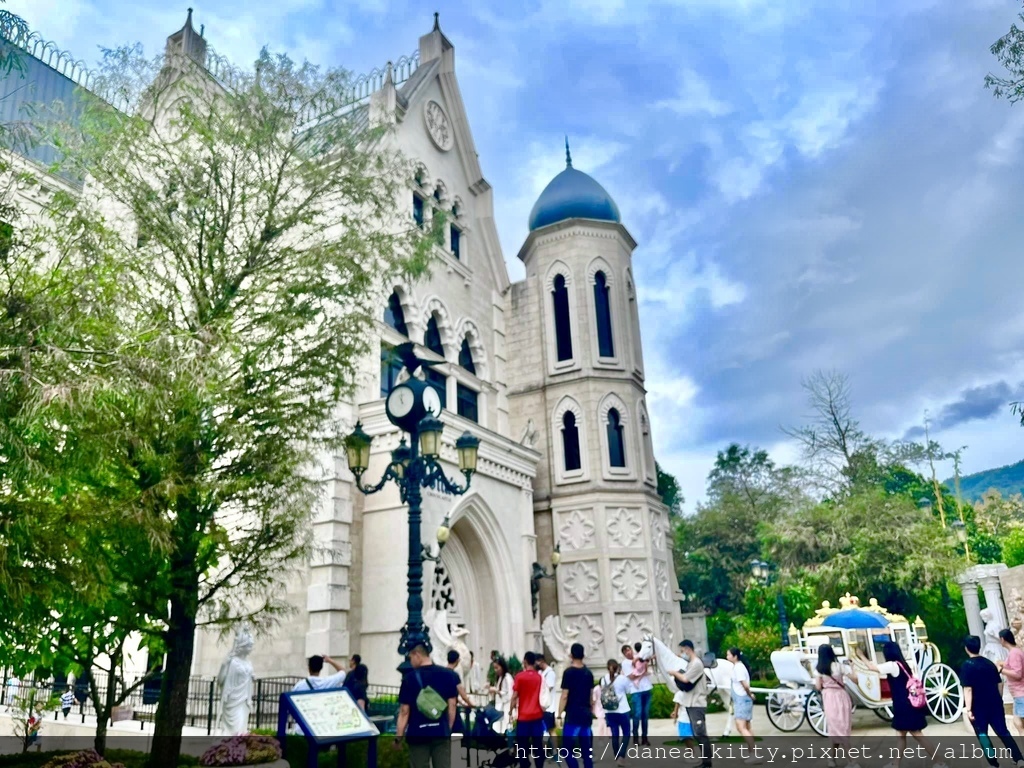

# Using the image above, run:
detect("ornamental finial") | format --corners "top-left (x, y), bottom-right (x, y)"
top-left (565, 135), bottom-right (572, 168)
top-left (433, 12), bottom-right (440, 30)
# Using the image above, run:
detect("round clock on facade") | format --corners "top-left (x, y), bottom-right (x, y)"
top-left (424, 100), bottom-right (453, 151)
top-left (386, 384), bottom-right (415, 421)
top-left (422, 385), bottom-right (442, 417)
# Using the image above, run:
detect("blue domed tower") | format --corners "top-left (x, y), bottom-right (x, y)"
top-left (507, 141), bottom-right (683, 657)
top-left (528, 141), bottom-right (622, 232)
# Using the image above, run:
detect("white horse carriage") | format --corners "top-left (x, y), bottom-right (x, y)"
top-left (759, 594), bottom-right (963, 735)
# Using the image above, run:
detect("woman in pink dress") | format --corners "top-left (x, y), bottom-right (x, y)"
top-left (814, 645), bottom-right (858, 768)
top-left (591, 683), bottom-right (609, 737)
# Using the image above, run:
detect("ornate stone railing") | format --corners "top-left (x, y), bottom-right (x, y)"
top-left (0, 20), bottom-right (420, 122)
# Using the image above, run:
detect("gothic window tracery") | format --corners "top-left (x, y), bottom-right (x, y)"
top-left (563, 411), bottom-right (582, 472)
top-left (607, 408), bottom-right (626, 468)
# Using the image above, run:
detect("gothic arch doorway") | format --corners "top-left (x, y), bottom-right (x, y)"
top-left (428, 495), bottom-right (521, 662)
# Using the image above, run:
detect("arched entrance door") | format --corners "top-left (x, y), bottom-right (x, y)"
top-left (427, 495), bottom-right (521, 663)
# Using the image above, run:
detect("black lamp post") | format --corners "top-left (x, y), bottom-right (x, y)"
top-left (344, 343), bottom-right (480, 674)
top-left (750, 559), bottom-right (788, 647)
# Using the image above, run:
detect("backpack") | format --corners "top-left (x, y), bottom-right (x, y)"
top-left (414, 671), bottom-right (447, 721)
top-left (897, 663), bottom-right (926, 709)
top-left (600, 676), bottom-right (620, 710)
top-left (538, 673), bottom-right (552, 710)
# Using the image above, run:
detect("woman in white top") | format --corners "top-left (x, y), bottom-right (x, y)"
top-left (727, 648), bottom-right (760, 763)
top-left (600, 659), bottom-right (633, 766)
top-left (489, 657), bottom-right (515, 734)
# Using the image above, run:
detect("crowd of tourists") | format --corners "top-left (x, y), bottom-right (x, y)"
top-left (290, 628), bottom-right (1024, 768)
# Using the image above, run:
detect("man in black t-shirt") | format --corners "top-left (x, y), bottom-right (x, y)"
top-left (961, 635), bottom-right (1024, 767)
top-left (557, 642), bottom-right (594, 768)
top-left (396, 644), bottom-right (459, 768)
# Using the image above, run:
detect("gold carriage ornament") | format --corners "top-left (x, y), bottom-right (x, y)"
top-left (756, 594), bottom-right (963, 736)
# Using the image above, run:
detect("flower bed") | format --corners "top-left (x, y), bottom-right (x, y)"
top-left (41, 750), bottom-right (126, 768)
top-left (199, 735), bottom-right (283, 767)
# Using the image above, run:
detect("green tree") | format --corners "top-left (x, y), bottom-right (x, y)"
top-left (674, 444), bottom-right (804, 614)
top-left (13, 43), bottom-right (437, 765)
top-left (987, 2), bottom-right (1024, 104)
top-left (764, 488), bottom-right (961, 602)
top-left (656, 461), bottom-right (684, 517)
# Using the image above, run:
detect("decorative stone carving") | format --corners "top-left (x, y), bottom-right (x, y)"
top-left (610, 560), bottom-right (648, 601)
top-left (567, 615), bottom-right (605, 659)
top-left (615, 613), bottom-right (653, 645)
top-left (559, 510), bottom-right (596, 551)
top-left (607, 508), bottom-right (643, 548)
top-left (650, 511), bottom-right (666, 551)
top-left (1007, 587), bottom-right (1024, 646)
top-left (561, 561), bottom-right (600, 603)
top-left (660, 612), bottom-right (674, 646)
top-left (981, 607), bottom-right (1009, 664)
top-left (655, 560), bottom-right (671, 602)
top-left (424, 100), bottom-right (453, 151)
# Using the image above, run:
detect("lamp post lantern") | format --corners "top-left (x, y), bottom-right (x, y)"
top-left (344, 343), bottom-right (480, 674)
top-left (750, 559), bottom-right (789, 647)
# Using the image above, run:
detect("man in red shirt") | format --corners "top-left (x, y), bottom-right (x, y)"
top-left (511, 651), bottom-right (546, 767)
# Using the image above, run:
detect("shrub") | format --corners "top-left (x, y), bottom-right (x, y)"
top-left (199, 735), bottom-right (282, 766)
top-left (41, 750), bottom-right (126, 768)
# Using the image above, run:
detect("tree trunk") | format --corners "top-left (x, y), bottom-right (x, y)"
top-left (149, 594), bottom-right (197, 768)
top-left (92, 676), bottom-right (114, 756)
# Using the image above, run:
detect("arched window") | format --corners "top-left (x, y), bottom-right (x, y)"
top-left (423, 316), bottom-right (447, 408)
top-left (424, 317), bottom-right (444, 355)
top-left (594, 271), bottom-right (614, 358)
top-left (607, 408), bottom-right (626, 468)
top-left (380, 344), bottom-right (402, 397)
top-left (383, 292), bottom-right (408, 336)
top-left (458, 338), bottom-right (476, 375)
top-left (562, 411), bottom-right (582, 472)
top-left (456, 339), bottom-right (478, 422)
top-left (552, 274), bottom-right (573, 362)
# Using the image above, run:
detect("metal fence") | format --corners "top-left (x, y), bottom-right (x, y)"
top-left (1, 670), bottom-right (401, 735)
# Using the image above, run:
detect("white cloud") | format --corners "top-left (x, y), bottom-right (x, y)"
top-left (655, 68), bottom-right (732, 117)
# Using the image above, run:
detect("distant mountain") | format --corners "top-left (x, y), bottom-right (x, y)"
top-left (944, 459), bottom-right (1024, 502)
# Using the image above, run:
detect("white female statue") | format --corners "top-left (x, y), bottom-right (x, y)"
top-left (981, 607), bottom-right (1009, 665)
top-left (217, 626), bottom-right (256, 735)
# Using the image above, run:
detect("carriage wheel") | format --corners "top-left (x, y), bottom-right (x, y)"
top-left (923, 663), bottom-right (963, 723)
top-left (805, 690), bottom-right (829, 736)
top-left (766, 687), bottom-right (805, 732)
top-left (873, 705), bottom-right (894, 722)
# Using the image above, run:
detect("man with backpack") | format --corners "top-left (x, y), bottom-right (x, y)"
top-left (961, 635), bottom-right (1024, 768)
top-left (396, 644), bottom-right (459, 768)
top-left (667, 640), bottom-right (711, 768)
top-left (511, 651), bottom-right (547, 767)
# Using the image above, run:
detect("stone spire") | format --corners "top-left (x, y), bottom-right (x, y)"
top-left (165, 7), bottom-right (207, 64)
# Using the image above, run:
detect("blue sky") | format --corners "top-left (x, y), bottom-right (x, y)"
top-left (10, 0), bottom-right (1024, 510)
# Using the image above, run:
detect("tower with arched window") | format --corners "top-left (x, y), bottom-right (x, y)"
top-left (507, 141), bottom-right (682, 657)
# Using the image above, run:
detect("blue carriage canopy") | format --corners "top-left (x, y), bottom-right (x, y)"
top-left (821, 608), bottom-right (890, 629)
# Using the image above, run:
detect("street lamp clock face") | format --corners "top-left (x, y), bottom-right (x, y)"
top-left (386, 385), bottom-right (415, 421)
top-left (422, 386), bottom-right (442, 416)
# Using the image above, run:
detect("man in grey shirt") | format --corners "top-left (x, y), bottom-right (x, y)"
top-left (667, 640), bottom-right (711, 768)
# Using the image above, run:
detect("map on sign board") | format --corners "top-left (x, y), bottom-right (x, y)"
top-left (288, 688), bottom-right (379, 742)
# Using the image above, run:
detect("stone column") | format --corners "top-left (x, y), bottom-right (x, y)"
top-left (957, 573), bottom-right (984, 639)
top-left (977, 564), bottom-right (1010, 628)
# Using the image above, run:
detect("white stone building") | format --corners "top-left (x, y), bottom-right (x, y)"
top-left (3, 11), bottom-right (684, 685)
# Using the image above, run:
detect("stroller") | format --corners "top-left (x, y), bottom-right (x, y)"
top-left (468, 706), bottom-right (516, 767)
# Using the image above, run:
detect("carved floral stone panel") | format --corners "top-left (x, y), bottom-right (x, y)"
top-left (559, 510), bottom-right (596, 551)
top-left (650, 511), bottom-right (666, 551)
top-left (567, 614), bottom-right (605, 659)
top-left (610, 560), bottom-right (648, 601)
top-left (607, 508), bottom-right (643, 548)
top-left (615, 612), bottom-right (653, 645)
top-left (561, 560), bottom-right (601, 603)
top-left (655, 560), bottom-right (671, 602)
top-left (660, 612), bottom-right (674, 646)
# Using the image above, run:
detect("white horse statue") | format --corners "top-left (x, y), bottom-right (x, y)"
top-left (646, 635), bottom-right (736, 737)
top-left (424, 608), bottom-right (472, 682)
top-left (541, 615), bottom-right (579, 679)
